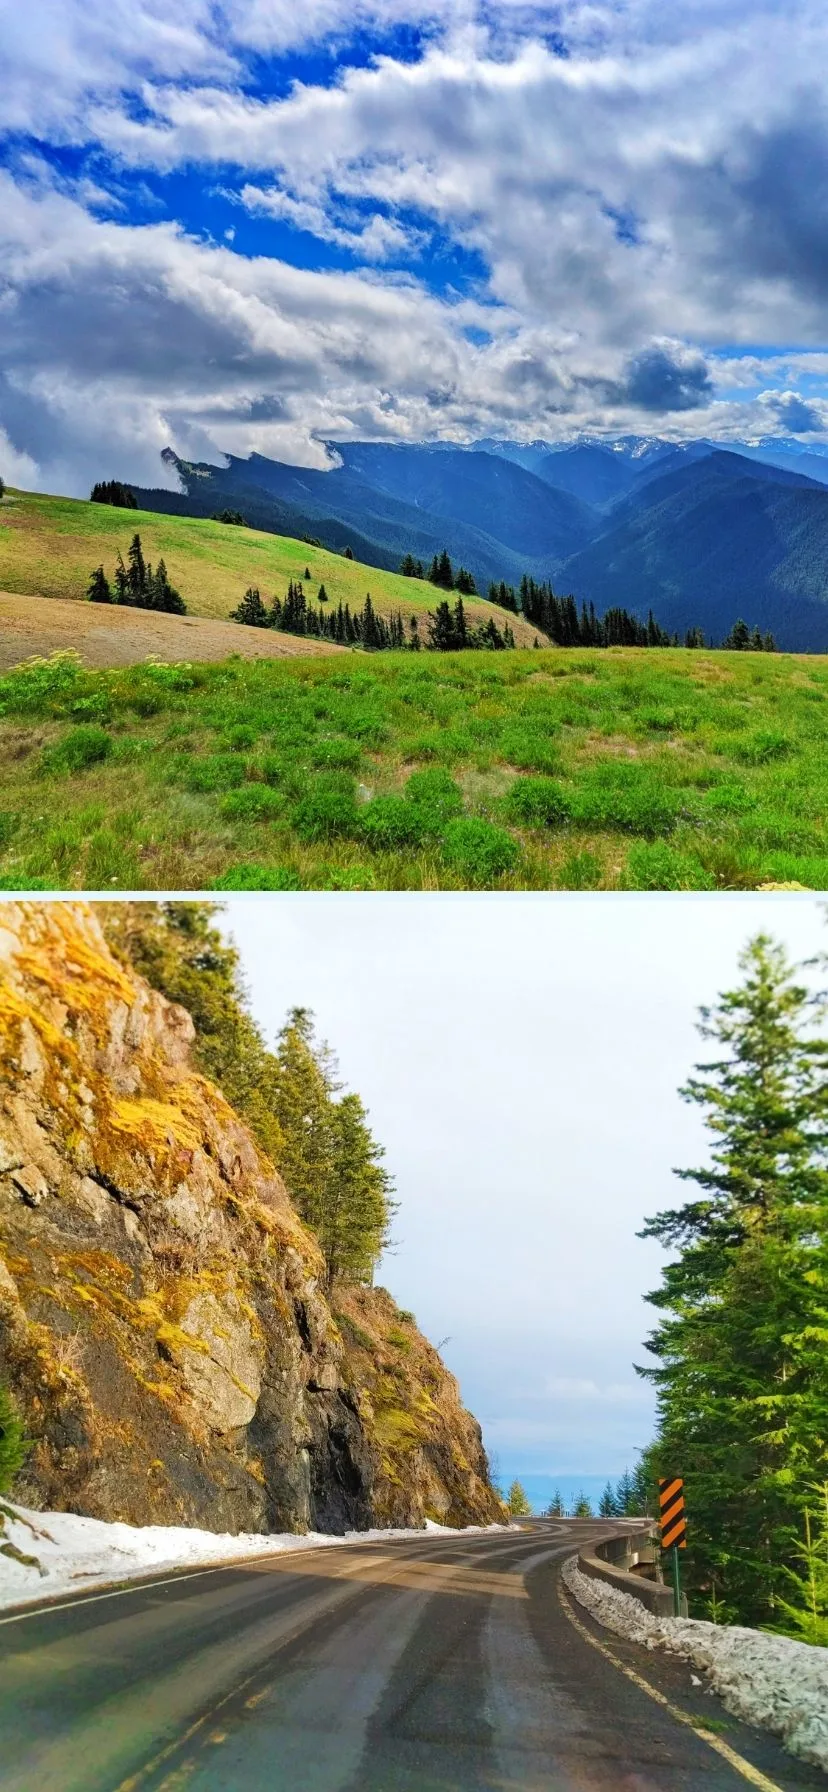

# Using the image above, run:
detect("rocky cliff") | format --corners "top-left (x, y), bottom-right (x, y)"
top-left (0, 903), bottom-right (500, 1533)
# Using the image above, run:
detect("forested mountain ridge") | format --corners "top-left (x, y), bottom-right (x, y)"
top-left (0, 903), bottom-right (500, 1533)
top-left (560, 453), bottom-right (828, 651)
top-left (129, 438), bottom-right (828, 649)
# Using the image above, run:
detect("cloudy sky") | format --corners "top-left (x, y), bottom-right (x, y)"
top-left (3, 0), bottom-right (828, 495)
top-left (216, 893), bottom-right (826, 1493)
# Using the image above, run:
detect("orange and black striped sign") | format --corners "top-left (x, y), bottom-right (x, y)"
top-left (659, 1477), bottom-right (687, 1550)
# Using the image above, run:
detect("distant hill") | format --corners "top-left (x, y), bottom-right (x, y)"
top-left (560, 452), bottom-right (828, 651)
top-left (126, 435), bottom-right (828, 649)
top-left (134, 446), bottom-right (598, 592)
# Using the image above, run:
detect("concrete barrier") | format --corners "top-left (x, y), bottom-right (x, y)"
top-left (576, 1527), bottom-right (676, 1618)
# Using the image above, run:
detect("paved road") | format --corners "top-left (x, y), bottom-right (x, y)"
top-left (0, 1522), bottom-right (821, 1792)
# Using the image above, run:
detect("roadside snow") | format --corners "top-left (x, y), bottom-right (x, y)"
top-left (562, 1555), bottom-right (828, 1773)
top-left (0, 1503), bottom-right (509, 1614)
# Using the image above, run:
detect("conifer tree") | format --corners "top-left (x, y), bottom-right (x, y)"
top-left (546, 1490), bottom-right (564, 1517)
top-left (231, 586), bottom-right (270, 627)
top-left (87, 565), bottom-right (113, 603)
top-left (599, 1481), bottom-right (617, 1518)
top-left (507, 1479), bottom-right (531, 1516)
top-left (640, 936), bottom-right (828, 1625)
top-left (127, 533), bottom-right (147, 602)
top-left (318, 583), bottom-right (328, 603)
top-left (573, 1492), bottom-right (593, 1517)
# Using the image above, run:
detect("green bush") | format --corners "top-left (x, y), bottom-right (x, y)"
top-left (0, 1380), bottom-right (28, 1495)
top-left (41, 724), bottom-right (112, 774)
top-left (310, 737), bottom-right (363, 771)
top-left (498, 727), bottom-right (560, 773)
top-left (222, 724), bottom-right (258, 752)
top-left (359, 795), bottom-right (427, 849)
top-left (219, 786), bottom-right (284, 820)
top-left (292, 774), bottom-right (360, 841)
top-left (211, 863), bottom-right (303, 890)
top-left (623, 842), bottom-right (715, 890)
top-left (441, 816), bottom-right (519, 884)
top-left (403, 768), bottom-right (464, 831)
top-left (183, 754), bottom-right (248, 792)
top-left (573, 767), bottom-right (681, 837)
top-left (504, 776), bottom-right (572, 828)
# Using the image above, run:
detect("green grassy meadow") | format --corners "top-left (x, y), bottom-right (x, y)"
top-left (0, 646), bottom-right (825, 890)
top-left (0, 488), bottom-right (539, 644)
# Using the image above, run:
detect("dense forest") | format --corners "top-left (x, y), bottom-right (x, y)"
top-left (640, 936), bottom-right (828, 1642)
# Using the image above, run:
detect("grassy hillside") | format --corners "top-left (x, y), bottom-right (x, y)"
top-left (0, 646), bottom-right (824, 891)
top-left (0, 488), bottom-right (540, 645)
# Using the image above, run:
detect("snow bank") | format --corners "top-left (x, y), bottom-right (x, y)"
top-left (0, 1503), bottom-right (509, 1614)
top-left (562, 1555), bottom-right (828, 1773)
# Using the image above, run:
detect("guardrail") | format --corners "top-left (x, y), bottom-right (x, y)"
top-left (576, 1526), bottom-right (678, 1617)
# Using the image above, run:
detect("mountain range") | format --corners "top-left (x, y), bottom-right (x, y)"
top-left (132, 434), bottom-right (828, 650)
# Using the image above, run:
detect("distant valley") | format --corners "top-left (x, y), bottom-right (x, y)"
top-left (132, 434), bottom-right (828, 652)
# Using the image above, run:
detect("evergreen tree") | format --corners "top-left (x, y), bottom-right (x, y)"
top-left (546, 1490), bottom-right (565, 1517)
top-left (764, 631), bottom-right (778, 653)
top-left (455, 566), bottom-right (477, 595)
top-left (722, 618), bottom-right (751, 650)
top-left (343, 546), bottom-right (354, 560)
top-left (573, 1492), bottom-right (594, 1517)
top-left (409, 615), bottom-right (421, 651)
top-left (639, 936), bottom-right (828, 1626)
top-left (90, 480), bottom-right (137, 508)
top-left (126, 533), bottom-right (147, 602)
top-left (113, 551), bottom-right (130, 604)
top-left (87, 565), bottom-right (113, 604)
top-left (318, 583), bottom-right (328, 603)
top-left (149, 558), bottom-right (186, 614)
top-left (599, 1481), bottom-right (617, 1518)
top-left (507, 1479), bottom-right (532, 1516)
top-left (230, 586), bottom-right (270, 627)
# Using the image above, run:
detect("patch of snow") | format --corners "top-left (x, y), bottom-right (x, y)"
top-left (0, 1503), bottom-right (509, 1615)
top-left (562, 1556), bottom-right (828, 1773)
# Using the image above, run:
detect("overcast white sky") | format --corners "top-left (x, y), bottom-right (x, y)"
top-left (216, 893), bottom-right (826, 1484)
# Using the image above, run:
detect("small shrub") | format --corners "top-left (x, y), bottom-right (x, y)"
top-left (183, 754), bottom-right (248, 792)
top-left (223, 724), bottom-right (258, 752)
top-left (573, 767), bottom-right (680, 837)
top-left (499, 727), bottom-right (560, 774)
top-left (404, 768), bottom-right (464, 831)
top-left (292, 775), bottom-right (360, 841)
top-left (310, 737), bottom-right (363, 771)
top-left (556, 850), bottom-right (601, 890)
top-left (734, 728), bottom-right (793, 764)
top-left (41, 724), bottom-right (112, 774)
top-left (623, 842), bottom-right (715, 890)
top-left (220, 786), bottom-right (284, 821)
top-left (360, 795), bottom-right (427, 850)
top-left (0, 1380), bottom-right (28, 1494)
top-left (441, 816), bottom-right (519, 884)
top-left (211, 863), bottom-right (303, 890)
top-left (504, 777), bottom-right (572, 828)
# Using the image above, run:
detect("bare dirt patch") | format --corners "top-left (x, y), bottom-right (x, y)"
top-left (0, 591), bottom-right (341, 670)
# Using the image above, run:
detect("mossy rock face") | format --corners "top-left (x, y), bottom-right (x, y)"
top-left (0, 903), bottom-right (501, 1534)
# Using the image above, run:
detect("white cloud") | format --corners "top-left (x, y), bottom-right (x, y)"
top-left (3, 0), bottom-right (828, 482)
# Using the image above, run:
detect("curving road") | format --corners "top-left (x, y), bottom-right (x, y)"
top-left (0, 1521), bottom-right (821, 1792)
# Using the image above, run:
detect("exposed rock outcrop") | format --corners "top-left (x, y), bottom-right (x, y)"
top-left (0, 903), bottom-right (501, 1533)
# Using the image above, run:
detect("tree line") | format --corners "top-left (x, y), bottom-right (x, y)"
top-left (90, 480), bottom-right (137, 509)
top-left (87, 534), bottom-right (186, 614)
top-left (101, 903), bottom-right (396, 1290)
top-left (640, 934), bottom-right (828, 1641)
top-left (401, 549), bottom-right (478, 594)
top-left (232, 581), bottom-right (516, 651)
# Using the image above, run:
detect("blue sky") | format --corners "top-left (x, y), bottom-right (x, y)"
top-left (219, 894), bottom-right (826, 1504)
top-left (3, 0), bottom-right (828, 494)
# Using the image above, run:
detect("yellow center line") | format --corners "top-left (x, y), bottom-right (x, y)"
top-left (557, 1575), bottom-right (785, 1792)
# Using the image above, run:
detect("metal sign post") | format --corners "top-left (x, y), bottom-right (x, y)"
top-left (658, 1477), bottom-right (687, 1617)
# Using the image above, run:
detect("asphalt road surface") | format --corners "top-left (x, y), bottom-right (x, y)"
top-left (0, 1521), bottom-right (823, 1792)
